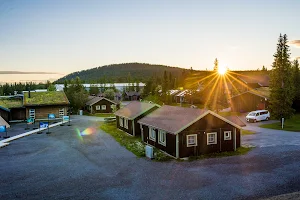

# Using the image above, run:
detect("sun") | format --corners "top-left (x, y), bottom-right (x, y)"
top-left (218, 65), bottom-right (227, 75)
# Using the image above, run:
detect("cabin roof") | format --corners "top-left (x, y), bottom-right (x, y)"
top-left (23, 91), bottom-right (70, 106)
top-left (231, 87), bottom-right (270, 99)
top-left (237, 75), bottom-right (270, 87)
top-left (115, 101), bottom-right (159, 120)
top-left (85, 97), bottom-right (117, 106)
top-left (0, 98), bottom-right (23, 110)
top-left (138, 105), bottom-right (242, 134)
top-left (125, 91), bottom-right (140, 96)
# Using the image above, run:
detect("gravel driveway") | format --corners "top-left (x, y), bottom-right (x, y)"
top-left (1, 115), bottom-right (300, 200)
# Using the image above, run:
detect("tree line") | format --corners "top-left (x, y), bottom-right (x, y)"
top-left (0, 82), bottom-right (49, 96)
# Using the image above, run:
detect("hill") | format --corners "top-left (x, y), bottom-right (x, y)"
top-left (55, 63), bottom-right (193, 83)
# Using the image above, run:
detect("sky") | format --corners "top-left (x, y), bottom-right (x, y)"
top-left (0, 0), bottom-right (300, 83)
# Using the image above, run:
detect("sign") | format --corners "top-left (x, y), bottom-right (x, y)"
top-left (39, 122), bottom-right (49, 128)
top-left (62, 116), bottom-right (69, 122)
top-left (48, 114), bottom-right (55, 119)
top-left (0, 125), bottom-right (6, 133)
top-left (27, 118), bottom-right (34, 124)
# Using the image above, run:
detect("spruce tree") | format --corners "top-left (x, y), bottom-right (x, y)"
top-left (214, 58), bottom-right (218, 71)
top-left (269, 34), bottom-right (295, 120)
top-left (292, 59), bottom-right (300, 100)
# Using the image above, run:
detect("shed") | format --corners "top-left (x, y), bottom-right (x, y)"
top-left (138, 105), bottom-right (241, 158)
top-left (115, 101), bottom-right (160, 136)
top-left (85, 97), bottom-right (118, 114)
top-left (0, 98), bottom-right (25, 122)
top-left (231, 87), bottom-right (270, 112)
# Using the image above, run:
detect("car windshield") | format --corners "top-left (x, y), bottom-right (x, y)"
top-left (248, 112), bottom-right (256, 116)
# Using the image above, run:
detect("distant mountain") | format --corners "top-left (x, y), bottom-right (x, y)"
top-left (55, 63), bottom-right (193, 83)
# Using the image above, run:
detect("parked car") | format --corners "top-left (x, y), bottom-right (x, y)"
top-left (246, 110), bottom-right (270, 123)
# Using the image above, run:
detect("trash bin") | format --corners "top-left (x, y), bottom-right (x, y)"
top-left (79, 110), bottom-right (83, 115)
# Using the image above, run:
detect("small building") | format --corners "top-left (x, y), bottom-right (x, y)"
top-left (125, 91), bottom-right (140, 101)
top-left (138, 105), bottom-right (242, 158)
top-left (23, 91), bottom-right (70, 120)
top-left (115, 101), bottom-right (160, 136)
top-left (233, 75), bottom-right (270, 93)
top-left (0, 97), bottom-right (25, 122)
top-left (85, 96), bottom-right (118, 114)
top-left (114, 92), bottom-right (122, 102)
top-left (231, 87), bottom-right (270, 113)
top-left (175, 90), bottom-right (188, 103)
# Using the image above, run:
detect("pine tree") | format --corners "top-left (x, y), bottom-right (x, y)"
top-left (292, 59), bottom-right (300, 100)
top-left (262, 65), bottom-right (267, 71)
top-left (269, 34), bottom-right (295, 120)
top-left (214, 58), bottom-right (218, 71)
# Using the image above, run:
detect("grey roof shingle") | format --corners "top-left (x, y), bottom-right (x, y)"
top-left (138, 105), bottom-right (208, 134)
top-left (114, 101), bottom-right (158, 119)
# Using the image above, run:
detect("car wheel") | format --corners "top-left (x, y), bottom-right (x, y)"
top-left (266, 117), bottom-right (269, 121)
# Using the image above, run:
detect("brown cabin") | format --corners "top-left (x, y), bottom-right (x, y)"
top-left (125, 91), bottom-right (140, 101)
top-left (138, 105), bottom-right (242, 159)
top-left (114, 101), bottom-right (160, 136)
top-left (231, 87), bottom-right (269, 113)
top-left (23, 91), bottom-right (70, 120)
top-left (85, 97), bottom-right (118, 114)
top-left (232, 75), bottom-right (270, 93)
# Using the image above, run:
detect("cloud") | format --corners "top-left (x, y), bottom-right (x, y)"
top-left (0, 71), bottom-right (62, 75)
top-left (289, 40), bottom-right (300, 47)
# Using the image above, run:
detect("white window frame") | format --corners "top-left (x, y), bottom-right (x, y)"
top-left (124, 118), bottom-right (128, 129)
top-left (158, 130), bottom-right (166, 146)
top-left (96, 105), bottom-right (101, 110)
top-left (224, 131), bottom-right (232, 140)
top-left (101, 105), bottom-right (106, 110)
top-left (59, 108), bottom-right (64, 117)
top-left (119, 117), bottom-right (123, 127)
top-left (29, 109), bottom-right (35, 119)
top-left (186, 134), bottom-right (197, 147)
top-left (149, 127), bottom-right (156, 141)
top-left (207, 132), bottom-right (217, 145)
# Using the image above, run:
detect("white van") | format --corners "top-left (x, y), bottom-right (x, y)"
top-left (246, 110), bottom-right (270, 123)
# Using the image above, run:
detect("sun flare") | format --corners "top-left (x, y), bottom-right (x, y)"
top-left (218, 66), bottom-right (227, 75)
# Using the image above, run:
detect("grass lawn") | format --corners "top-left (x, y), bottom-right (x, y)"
top-left (241, 129), bottom-right (256, 135)
top-left (94, 113), bottom-right (115, 117)
top-left (188, 146), bottom-right (254, 161)
top-left (260, 114), bottom-right (300, 132)
top-left (99, 122), bottom-right (173, 161)
top-left (84, 112), bottom-right (115, 118)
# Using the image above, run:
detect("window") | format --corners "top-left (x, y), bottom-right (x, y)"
top-left (149, 128), bottom-right (156, 141)
top-left (124, 118), bottom-right (128, 129)
top-left (96, 105), bottom-right (100, 110)
top-left (119, 117), bottom-right (123, 127)
top-left (29, 109), bottom-right (35, 119)
top-left (207, 132), bottom-right (217, 145)
top-left (158, 130), bottom-right (166, 146)
top-left (59, 108), bottom-right (64, 117)
top-left (101, 105), bottom-right (106, 110)
top-left (224, 131), bottom-right (232, 140)
top-left (187, 134), bottom-right (197, 147)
